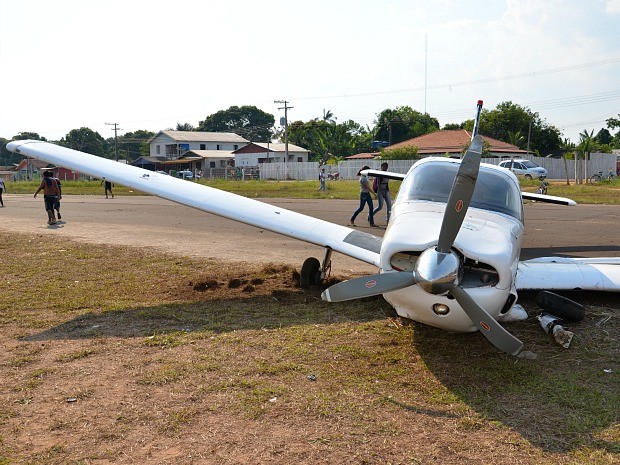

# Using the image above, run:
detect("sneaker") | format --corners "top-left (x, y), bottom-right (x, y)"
top-left (370, 224), bottom-right (379, 228)
top-left (349, 221), bottom-right (356, 227)
top-left (57, 212), bottom-right (62, 220)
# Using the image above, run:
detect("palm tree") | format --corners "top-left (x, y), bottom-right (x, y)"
top-left (508, 130), bottom-right (525, 149)
top-left (322, 109), bottom-right (336, 124)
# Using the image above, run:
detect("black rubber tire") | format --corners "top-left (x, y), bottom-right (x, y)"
top-left (300, 257), bottom-right (321, 288)
top-left (525, 174), bottom-right (533, 180)
top-left (535, 291), bottom-right (585, 322)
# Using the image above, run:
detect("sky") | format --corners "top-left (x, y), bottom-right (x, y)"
top-left (1, 0), bottom-right (619, 145)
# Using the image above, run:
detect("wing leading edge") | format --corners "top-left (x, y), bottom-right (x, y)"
top-left (7, 140), bottom-right (381, 266)
top-left (516, 257), bottom-right (620, 292)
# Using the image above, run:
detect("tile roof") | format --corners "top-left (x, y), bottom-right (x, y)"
top-left (388, 130), bottom-right (527, 155)
top-left (345, 152), bottom-right (379, 159)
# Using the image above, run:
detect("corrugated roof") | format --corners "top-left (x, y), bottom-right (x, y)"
top-left (151, 131), bottom-right (249, 143)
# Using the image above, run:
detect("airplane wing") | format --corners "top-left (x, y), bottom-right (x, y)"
top-left (521, 191), bottom-right (577, 206)
top-left (360, 169), bottom-right (406, 180)
top-left (516, 257), bottom-right (620, 292)
top-left (7, 140), bottom-right (382, 267)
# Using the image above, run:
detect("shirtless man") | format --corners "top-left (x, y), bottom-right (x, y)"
top-left (34, 171), bottom-right (61, 225)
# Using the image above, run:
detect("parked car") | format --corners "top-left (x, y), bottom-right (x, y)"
top-left (498, 159), bottom-right (547, 179)
top-left (156, 170), bottom-right (169, 175)
top-left (177, 170), bottom-right (195, 179)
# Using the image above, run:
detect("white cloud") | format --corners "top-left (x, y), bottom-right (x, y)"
top-left (606, 0), bottom-right (620, 13)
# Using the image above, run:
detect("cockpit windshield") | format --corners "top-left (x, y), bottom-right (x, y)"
top-left (397, 161), bottom-right (523, 220)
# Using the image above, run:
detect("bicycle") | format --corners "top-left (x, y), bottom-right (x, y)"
top-left (535, 175), bottom-right (548, 195)
top-left (589, 168), bottom-right (616, 184)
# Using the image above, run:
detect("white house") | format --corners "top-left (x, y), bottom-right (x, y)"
top-left (233, 142), bottom-right (310, 166)
top-left (148, 131), bottom-right (249, 159)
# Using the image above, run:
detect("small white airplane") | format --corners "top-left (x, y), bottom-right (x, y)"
top-left (7, 101), bottom-right (620, 356)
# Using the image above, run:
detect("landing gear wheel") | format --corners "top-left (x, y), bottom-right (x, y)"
top-left (300, 257), bottom-right (321, 288)
top-left (535, 291), bottom-right (585, 322)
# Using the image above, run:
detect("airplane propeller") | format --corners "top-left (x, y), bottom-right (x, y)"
top-left (322, 114), bottom-right (525, 356)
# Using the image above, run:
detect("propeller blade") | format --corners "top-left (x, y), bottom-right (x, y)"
top-left (436, 135), bottom-right (483, 253)
top-left (321, 272), bottom-right (417, 303)
top-left (450, 285), bottom-right (524, 356)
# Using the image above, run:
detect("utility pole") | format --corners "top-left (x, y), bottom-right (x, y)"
top-left (274, 99), bottom-right (293, 161)
top-left (105, 122), bottom-right (122, 162)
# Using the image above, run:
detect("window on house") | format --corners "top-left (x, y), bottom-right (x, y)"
top-left (217, 144), bottom-right (220, 150)
top-left (200, 144), bottom-right (206, 150)
top-left (156, 145), bottom-right (161, 155)
top-left (297, 157), bottom-right (303, 162)
top-left (234, 145), bottom-right (238, 150)
top-left (209, 161), bottom-right (216, 168)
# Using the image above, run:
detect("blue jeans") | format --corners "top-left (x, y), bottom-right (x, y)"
top-left (351, 192), bottom-right (375, 225)
top-left (373, 190), bottom-right (392, 222)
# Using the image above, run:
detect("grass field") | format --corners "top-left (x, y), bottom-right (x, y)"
top-left (0, 230), bottom-right (618, 464)
top-left (6, 176), bottom-right (620, 204)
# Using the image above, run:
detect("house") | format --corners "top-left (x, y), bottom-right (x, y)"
top-left (148, 131), bottom-right (249, 159)
top-left (386, 130), bottom-right (528, 158)
top-left (14, 158), bottom-right (82, 180)
top-left (233, 142), bottom-right (310, 166)
top-left (131, 156), bottom-right (168, 171)
top-left (345, 152), bottom-right (380, 160)
top-left (158, 150), bottom-right (235, 174)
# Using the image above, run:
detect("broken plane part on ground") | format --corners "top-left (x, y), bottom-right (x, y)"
top-left (7, 101), bottom-right (620, 356)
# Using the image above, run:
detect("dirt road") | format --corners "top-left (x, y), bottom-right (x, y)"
top-left (1, 194), bottom-right (619, 274)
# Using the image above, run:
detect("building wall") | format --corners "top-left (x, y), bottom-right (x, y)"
top-left (235, 151), bottom-right (309, 166)
top-left (149, 134), bottom-right (246, 158)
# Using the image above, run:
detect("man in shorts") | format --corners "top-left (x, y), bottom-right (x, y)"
top-left (34, 171), bottom-right (61, 225)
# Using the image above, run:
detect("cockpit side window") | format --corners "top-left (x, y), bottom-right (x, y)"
top-left (396, 161), bottom-right (523, 221)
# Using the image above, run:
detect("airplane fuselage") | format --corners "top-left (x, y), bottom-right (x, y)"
top-left (378, 158), bottom-right (524, 332)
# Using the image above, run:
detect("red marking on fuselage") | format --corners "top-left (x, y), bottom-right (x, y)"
top-left (480, 321), bottom-right (491, 331)
top-left (455, 200), bottom-right (463, 212)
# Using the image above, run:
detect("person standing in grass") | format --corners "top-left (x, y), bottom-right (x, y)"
top-left (318, 168), bottom-right (326, 191)
top-left (34, 171), bottom-right (60, 225)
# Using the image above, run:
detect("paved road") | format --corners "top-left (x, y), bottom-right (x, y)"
top-left (1, 194), bottom-right (619, 277)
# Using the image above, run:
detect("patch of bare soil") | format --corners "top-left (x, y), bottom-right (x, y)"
top-left (0, 232), bottom-right (618, 465)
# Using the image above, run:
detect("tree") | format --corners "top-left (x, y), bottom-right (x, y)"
top-left (176, 123), bottom-right (195, 131)
top-left (374, 107), bottom-right (439, 145)
top-left (606, 114), bottom-right (620, 149)
top-left (578, 129), bottom-right (596, 184)
top-left (473, 101), bottom-right (562, 155)
top-left (1, 132), bottom-right (48, 165)
top-left (286, 117), bottom-right (369, 163)
top-left (111, 130), bottom-right (155, 160)
top-left (377, 145), bottom-right (419, 160)
top-left (59, 127), bottom-right (107, 157)
top-left (197, 105), bottom-right (275, 142)
top-left (507, 130), bottom-right (526, 149)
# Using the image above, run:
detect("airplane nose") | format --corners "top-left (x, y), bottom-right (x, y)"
top-left (415, 247), bottom-right (460, 295)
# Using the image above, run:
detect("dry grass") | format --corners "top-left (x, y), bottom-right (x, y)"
top-left (0, 231), bottom-right (618, 464)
